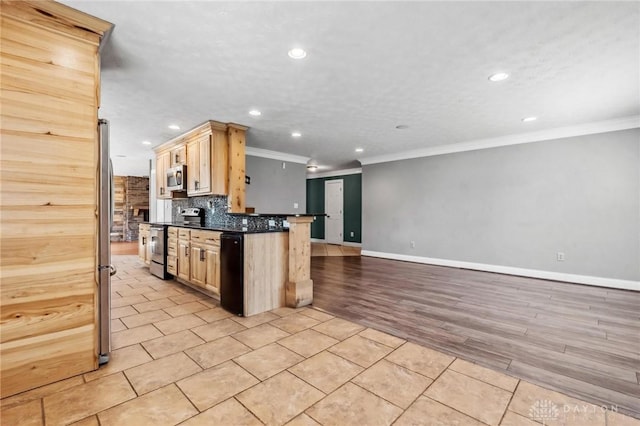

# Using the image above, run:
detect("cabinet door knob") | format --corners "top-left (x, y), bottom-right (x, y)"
top-left (200, 250), bottom-right (205, 261)
top-left (185, 246), bottom-right (189, 256)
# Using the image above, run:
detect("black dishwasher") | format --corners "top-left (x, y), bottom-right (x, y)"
top-left (220, 233), bottom-right (244, 316)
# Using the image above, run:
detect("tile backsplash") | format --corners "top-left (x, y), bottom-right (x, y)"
top-left (171, 195), bottom-right (286, 231)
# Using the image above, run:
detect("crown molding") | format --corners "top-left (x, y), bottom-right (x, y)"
top-left (360, 115), bottom-right (640, 166)
top-left (245, 147), bottom-right (309, 164)
top-left (306, 167), bottom-right (362, 179)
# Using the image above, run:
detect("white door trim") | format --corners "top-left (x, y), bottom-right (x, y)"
top-left (324, 179), bottom-right (344, 244)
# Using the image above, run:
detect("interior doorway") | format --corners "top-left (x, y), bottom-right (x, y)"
top-left (324, 179), bottom-right (344, 244)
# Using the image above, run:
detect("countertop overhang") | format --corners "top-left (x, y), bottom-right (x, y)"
top-left (148, 222), bottom-right (288, 234)
top-left (226, 213), bottom-right (325, 217)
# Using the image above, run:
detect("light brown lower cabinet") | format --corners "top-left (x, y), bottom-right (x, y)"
top-left (177, 238), bottom-right (190, 281)
top-left (170, 228), bottom-right (221, 296)
top-left (190, 243), bottom-right (221, 295)
top-left (205, 245), bottom-right (221, 294)
top-left (167, 231), bottom-right (178, 275)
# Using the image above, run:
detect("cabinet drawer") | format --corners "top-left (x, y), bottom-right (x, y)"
top-left (167, 255), bottom-right (177, 275)
top-left (167, 239), bottom-right (178, 256)
top-left (191, 230), bottom-right (221, 245)
top-left (168, 227), bottom-right (179, 238)
top-left (178, 228), bottom-right (191, 239)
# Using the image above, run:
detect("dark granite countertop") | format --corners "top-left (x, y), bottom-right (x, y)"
top-left (226, 213), bottom-right (325, 217)
top-left (147, 222), bottom-right (288, 234)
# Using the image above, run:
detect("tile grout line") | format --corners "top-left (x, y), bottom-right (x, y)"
top-left (20, 255), bottom-right (640, 424)
top-left (498, 379), bottom-right (524, 426)
top-left (353, 356), bottom-right (432, 411)
top-left (230, 395), bottom-right (267, 425)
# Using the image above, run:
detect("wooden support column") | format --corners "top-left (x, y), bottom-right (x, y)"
top-left (227, 124), bottom-right (247, 213)
top-left (286, 216), bottom-right (314, 307)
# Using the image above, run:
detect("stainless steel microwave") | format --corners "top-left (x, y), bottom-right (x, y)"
top-left (166, 165), bottom-right (186, 191)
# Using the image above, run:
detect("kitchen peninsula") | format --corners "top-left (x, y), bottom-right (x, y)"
top-left (142, 120), bottom-right (315, 317)
top-left (141, 215), bottom-right (314, 317)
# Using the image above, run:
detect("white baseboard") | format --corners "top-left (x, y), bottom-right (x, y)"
top-left (361, 250), bottom-right (640, 292)
top-left (311, 238), bottom-right (362, 247)
top-left (342, 241), bottom-right (362, 247)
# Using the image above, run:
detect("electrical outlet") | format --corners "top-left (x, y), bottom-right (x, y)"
top-left (557, 252), bottom-right (565, 261)
top-left (350, 231), bottom-right (354, 237)
top-left (268, 219), bottom-right (276, 227)
top-left (294, 203), bottom-right (298, 209)
top-left (410, 241), bottom-right (416, 249)
top-left (242, 218), bottom-right (248, 225)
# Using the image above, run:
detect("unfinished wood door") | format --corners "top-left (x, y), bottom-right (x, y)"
top-left (190, 244), bottom-right (207, 288)
top-left (156, 151), bottom-right (171, 199)
top-left (170, 144), bottom-right (186, 166)
top-left (178, 239), bottom-right (190, 281)
top-left (205, 245), bottom-right (220, 295)
top-left (186, 134), bottom-right (211, 196)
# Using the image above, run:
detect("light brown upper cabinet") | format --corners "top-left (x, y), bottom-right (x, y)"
top-left (170, 144), bottom-right (186, 167)
top-left (187, 133), bottom-right (212, 196)
top-left (154, 121), bottom-right (246, 211)
top-left (156, 151), bottom-right (171, 199)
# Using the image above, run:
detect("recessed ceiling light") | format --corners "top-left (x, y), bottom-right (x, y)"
top-left (522, 116), bottom-right (538, 122)
top-left (249, 110), bottom-right (261, 116)
top-left (168, 124), bottom-right (180, 130)
top-left (355, 148), bottom-right (364, 153)
top-left (291, 132), bottom-right (302, 138)
top-left (288, 48), bottom-right (307, 59)
top-left (142, 141), bottom-right (152, 145)
top-left (395, 125), bottom-right (409, 130)
top-left (488, 72), bottom-right (509, 82)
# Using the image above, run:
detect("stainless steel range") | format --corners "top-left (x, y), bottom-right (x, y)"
top-left (149, 208), bottom-right (204, 280)
top-left (179, 208), bottom-right (204, 226)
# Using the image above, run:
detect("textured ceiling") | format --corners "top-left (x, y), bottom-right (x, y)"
top-left (62, 1), bottom-right (640, 176)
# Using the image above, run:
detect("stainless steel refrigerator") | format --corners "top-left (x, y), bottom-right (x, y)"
top-left (98, 118), bottom-right (116, 364)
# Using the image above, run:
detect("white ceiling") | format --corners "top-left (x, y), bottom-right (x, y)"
top-left (62, 1), bottom-right (640, 177)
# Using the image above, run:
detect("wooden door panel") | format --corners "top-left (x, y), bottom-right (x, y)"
top-left (190, 245), bottom-right (206, 287)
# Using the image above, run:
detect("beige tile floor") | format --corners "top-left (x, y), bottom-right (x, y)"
top-left (2, 255), bottom-right (638, 426)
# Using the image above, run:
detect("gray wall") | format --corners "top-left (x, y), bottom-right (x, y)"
top-left (362, 129), bottom-right (640, 281)
top-left (246, 156), bottom-right (307, 213)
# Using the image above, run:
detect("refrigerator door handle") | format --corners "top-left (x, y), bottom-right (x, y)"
top-left (98, 118), bottom-right (112, 365)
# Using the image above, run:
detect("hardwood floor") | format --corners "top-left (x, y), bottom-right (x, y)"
top-left (111, 241), bottom-right (138, 255)
top-left (311, 256), bottom-right (640, 419)
top-left (311, 243), bottom-right (361, 257)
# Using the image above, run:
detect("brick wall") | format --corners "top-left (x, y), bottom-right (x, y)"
top-left (112, 176), bottom-right (149, 241)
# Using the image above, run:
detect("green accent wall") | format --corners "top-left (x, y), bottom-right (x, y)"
top-left (306, 173), bottom-right (362, 243)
